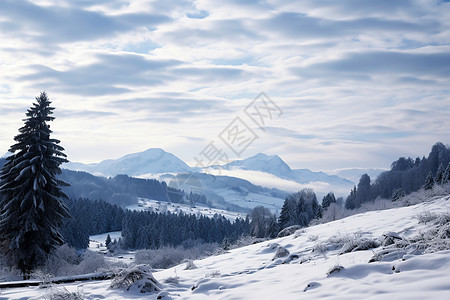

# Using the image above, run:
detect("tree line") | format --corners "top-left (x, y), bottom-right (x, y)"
top-left (345, 142), bottom-right (450, 209)
top-left (60, 197), bottom-right (250, 250)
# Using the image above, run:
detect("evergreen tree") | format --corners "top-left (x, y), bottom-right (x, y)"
top-left (0, 92), bottom-right (70, 278)
top-left (424, 171), bottom-right (435, 190)
top-left (442, 163), bottom-right (450, 185)
top-left (266, 214), bottom-right (279, 238)
top-left (321, 192), bottom-right (336, 210)
top-left (391, 188), bottom-right (405, 202)
top-left (435, 163), bottom-right (445, 184)
top-left (345, 186), bottom-right (357, 209)
top-left (105, 234), bottom-right (112, 248)
top-left (355, 174), bottom-right (371, 206)
top-left (278, 196), bottom-right (297, 230)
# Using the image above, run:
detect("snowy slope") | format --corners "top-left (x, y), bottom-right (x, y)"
top-left (65, 148), bottom-right (192, 177)
top-left (3, 195), bottom-right (450, 299)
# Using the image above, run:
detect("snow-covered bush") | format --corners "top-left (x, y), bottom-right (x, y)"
top-left (230, 236), bottom-right (267, 249)
top-left (135, 243), bottom-right (220, 270)
top-left (32, 270), bottom-right (54, 288)
top-left (164, 276), bottom-right (180, 284)
top-left (37, 247), bottom-right (122, 277)
top-left (273, 246), bottom-right (290, 259)
top-left (277, 225), bottom-right (303, 237)
top-left (75, 251), bottom-right (109, 275)
top-left (339, 238), bottom-right (380, 254)
top-left (326, 265), bottom-right (344, 277)
top-left (416, 211), bottom-right (438, 224)
top-left (313, 232), bottom-right (380, 256)
top-left (45, 286), bottom-right (84, 300)
top-left (135, 247), bottom-right (186, 269)
top-left (184, 259), bottom-right (197, 270)
top-left (40, 244), bottom-right (80, 277)
top-left (205, 270), bottom-right (221, 278)
top-left (156, 291), bottom-right (173, 299)
top-left (109, 264), bottom-right (161, 293)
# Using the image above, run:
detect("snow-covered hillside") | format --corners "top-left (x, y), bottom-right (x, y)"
top-left (3, 195), bottom-right (450, 299)
top-left (125, 198), bottom-right (245, 221)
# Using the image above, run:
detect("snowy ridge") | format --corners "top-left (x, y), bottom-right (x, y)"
top-left (65, 148), bottom-right (191, 177)
top-left (3, 195), bottom-right (450, 299)
top-left (220, 153), bottom-right (353, 186)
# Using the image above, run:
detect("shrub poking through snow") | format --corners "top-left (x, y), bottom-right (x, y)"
top-left (109, 264), bottom-right (161, 293)
top-left (46, 286), bottom-right (83, 300)
top-left (205, 270), bottom-right (221, 278)
top-left (33, 270), bottom-right (54, 288)
top-left (273, 246), bottom-right (290, 260)
top-left (326, 265), bottom-right (344, 277)
top-left (339, 238), bottom-right (380, 254)
top-left (380, 232), bottom-right (403, 246)
top-left (416, 211), bottom-right (438, 224)
top-left (156, 291), bottom-right (173, 299)
top-left (164, 276), bottom-right (180, 284)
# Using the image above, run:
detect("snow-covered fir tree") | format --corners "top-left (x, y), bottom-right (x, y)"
top-left (321, 192), bottom-right (336, 210)
top-left (442, 163), bottom-right (450, 185)
top-left (391, 188), bottom-right (405, 202)
top-left (434, 163), bottom-right (445, 184)
top-left (0, 92), bottom-right (70, 278)
top-left (424, 171), bottom-right (435, 190)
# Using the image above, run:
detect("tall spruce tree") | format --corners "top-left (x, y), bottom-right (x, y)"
top-left (321, 192), bottom-right (336, 210)
top-left (424, 171), bottom-right (435, 190)
top-left (0, 92), bottom-right (69, 278)
top-left (442, 163), bottom-right (450, 185)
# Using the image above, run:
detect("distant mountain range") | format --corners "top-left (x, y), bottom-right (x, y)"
top-left (0, 148), bottom-right (387, 211)
top-left (63, 148), bottom-right (368, 189)
top-left (219, 153), bottom-right (353, 186)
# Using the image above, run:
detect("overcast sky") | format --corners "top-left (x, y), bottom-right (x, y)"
top-left (1, 0), bottom-right (449, 172)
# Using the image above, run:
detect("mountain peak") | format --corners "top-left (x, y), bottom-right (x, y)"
top-left (223, 153), bottom-right (293, 179)
top-left (65, 148), bottom-right (191, 177)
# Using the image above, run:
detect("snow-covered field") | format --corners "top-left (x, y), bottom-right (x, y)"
top-left (88, 231), bottom-right (135, 265)
top-left (125, 198), bottom-right (245, 221)
top-left (213, 189), bottom-right (284, 213)
top-left (2, 195), bottom-right (450, 299)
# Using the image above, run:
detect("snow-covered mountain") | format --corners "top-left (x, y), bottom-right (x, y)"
top-left (222, 153), bottom-right (293, 180)
top-left (220, 153), bottom-right (353, 186)
top-left (65, 148), bottom-right (192, 177)
top-left (64, 150), bottom-right (355, 200)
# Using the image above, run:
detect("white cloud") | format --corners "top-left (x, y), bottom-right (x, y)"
top-left (0, 0), bottom-right (449, 172)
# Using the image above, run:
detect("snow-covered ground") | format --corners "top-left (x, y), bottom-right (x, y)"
top-left (213, 189), bottom-right (284, 213)
top-left (88, 231), bottom-right (135, 265)
top-left (2, 195), bottom-right (450, 299)
top-left (125, 197), bottom-right (245, 221)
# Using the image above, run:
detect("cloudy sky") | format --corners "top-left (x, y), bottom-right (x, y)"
top-left (1, 0), bottom-right (449, 172)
